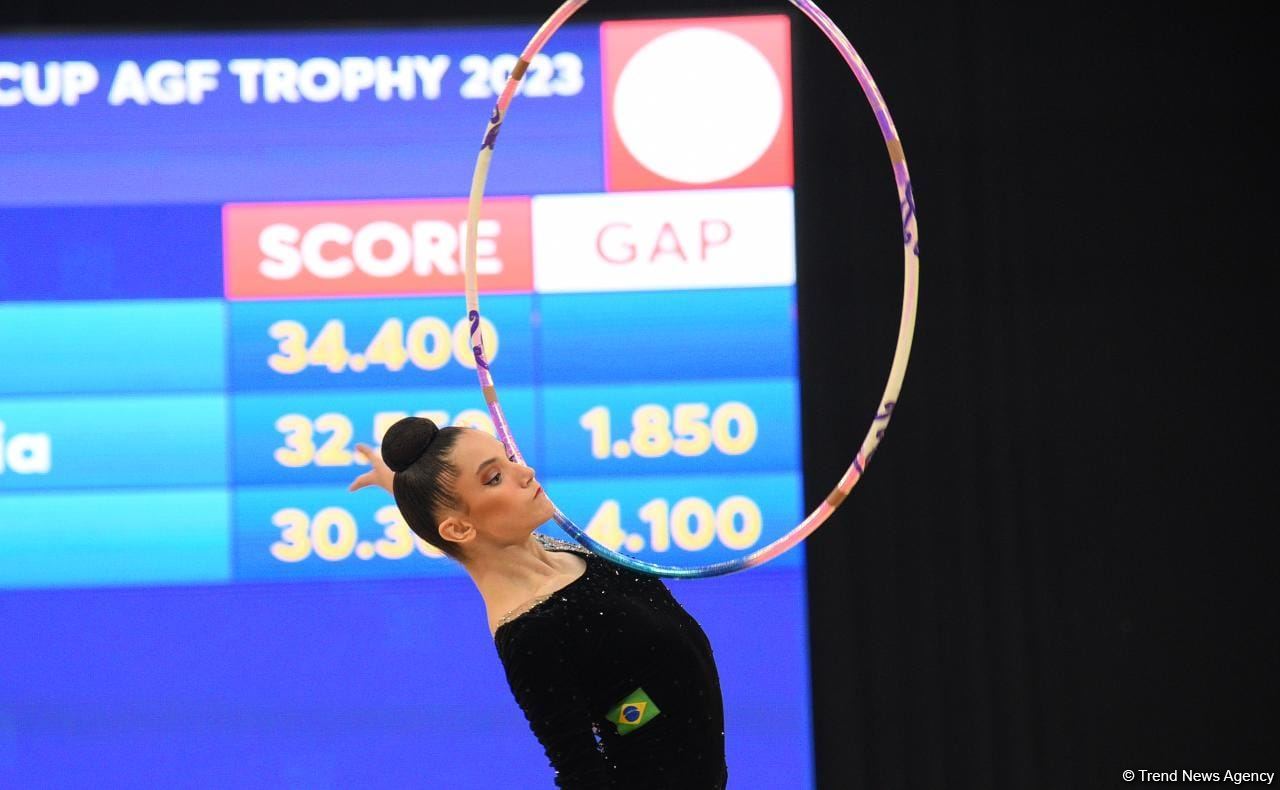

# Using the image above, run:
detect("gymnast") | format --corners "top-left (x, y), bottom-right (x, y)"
top-left (349, 417), bottom-right (729, 788)
top-left (338, 0), bottom-right (918, 781)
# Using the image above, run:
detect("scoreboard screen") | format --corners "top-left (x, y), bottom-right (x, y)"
top-left (0, 16), bottom-right (812, 787)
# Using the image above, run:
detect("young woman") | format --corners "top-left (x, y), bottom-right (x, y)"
top-left (349, 416), bottom-right (728, 788)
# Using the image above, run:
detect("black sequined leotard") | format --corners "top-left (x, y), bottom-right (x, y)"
top-left (494, 533), bottom-right (728, 789)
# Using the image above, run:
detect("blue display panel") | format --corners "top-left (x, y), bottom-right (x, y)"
top-left (0, 27), bottom-right (603, 206)
top-left (535, 288), bottom-right (798, 384)
top-left (0, 206), bottom-right (224, 301)
top-left (0, 16), bottom-right (811, 789)
top-left (0, 393), bottom-right (227, 490)
top-left (0, 300), bottom-right (226, 395)
top-left (0, 567), bottom-right (810, 787)
top-left (0, 488), bottom-right (230, 588)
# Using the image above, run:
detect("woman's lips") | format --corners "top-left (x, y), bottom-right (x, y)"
top-left (534, 486), bottom-right (544, 498)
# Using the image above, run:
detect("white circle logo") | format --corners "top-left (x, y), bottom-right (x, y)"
top-left (612, 28), bottom-right (783, 184)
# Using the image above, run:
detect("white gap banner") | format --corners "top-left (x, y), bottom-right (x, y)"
top-left (531, 187), bottom-right (795, 294)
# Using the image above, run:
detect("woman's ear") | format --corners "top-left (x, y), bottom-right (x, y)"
top-left (437, 516), bottom-right (474, 549)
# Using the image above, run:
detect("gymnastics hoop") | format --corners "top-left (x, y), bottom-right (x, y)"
top-left (464, 0), bottom-right (919, 578)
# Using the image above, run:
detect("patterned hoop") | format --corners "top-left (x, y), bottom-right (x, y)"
top-left (463, 0), bottom-right (919, 577)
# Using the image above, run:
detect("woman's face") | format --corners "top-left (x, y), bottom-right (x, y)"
top-left (440, 429), bottom-right (555, 550)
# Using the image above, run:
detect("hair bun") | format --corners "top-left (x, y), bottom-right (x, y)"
top-left (381, 417), bottom-right (441, 473)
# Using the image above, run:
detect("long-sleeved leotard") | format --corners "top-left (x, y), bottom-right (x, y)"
top-left (495, 534), bottom-right (728, 789)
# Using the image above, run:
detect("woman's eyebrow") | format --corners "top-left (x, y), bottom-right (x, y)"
top-left (475, 457), bottom-right (501, 475)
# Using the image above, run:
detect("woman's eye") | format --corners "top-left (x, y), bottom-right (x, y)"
top-left (486, 473), bottom-right (502, 486)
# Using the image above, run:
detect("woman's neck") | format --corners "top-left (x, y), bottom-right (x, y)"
top-left (464, 534), bottom-right (584, 632)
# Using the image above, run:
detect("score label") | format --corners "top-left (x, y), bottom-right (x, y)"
top-left (578, 402), bottom-right (757, 459)
top-left (223, 197), bottom-right (532, 300)
top-left (269, 504), bottom-right (444, 563)
top-left (267, 314), bottom-right (497, 375)
top-left (540, 379), bottom-right (798, 477)
top-left (230, 386), bottom-right (536, 485)
top-left (546, 471), bottom-right (802, 567)
top-left (273, 408), bottom-right (496, 469)
top-left (228, 295), bottom-right (534, 390)
top-left (233, 485), bottom-right (466, 582)
top-left (584, 495), bottom-right (763, 553)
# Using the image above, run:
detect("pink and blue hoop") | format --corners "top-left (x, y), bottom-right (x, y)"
top-left (463, 0), bottom-right (919, 578)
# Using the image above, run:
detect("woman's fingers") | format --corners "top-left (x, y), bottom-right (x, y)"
top-left (350, 443), bottom-right (392, 493)
top-left (355, 442), bottom-right (387, 470)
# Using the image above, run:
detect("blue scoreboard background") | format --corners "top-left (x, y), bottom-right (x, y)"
top-left (0, 16), bottom-right (812, 787)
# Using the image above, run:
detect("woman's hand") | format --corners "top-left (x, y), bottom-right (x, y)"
top-left (348, 443), bottom-right (395, 495)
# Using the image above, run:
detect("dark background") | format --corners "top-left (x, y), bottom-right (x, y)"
top-left (5, 1), bottom-right (1272, 787)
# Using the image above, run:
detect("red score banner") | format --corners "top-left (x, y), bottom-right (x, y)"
top-left (222, 197), bottom-right (533, 300)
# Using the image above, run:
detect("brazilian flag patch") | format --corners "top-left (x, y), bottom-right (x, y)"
top-left (605, 687), bottom-right (661, 735)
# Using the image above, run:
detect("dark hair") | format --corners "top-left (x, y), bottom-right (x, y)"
top-left (382, 417), bottom-right (468, 559)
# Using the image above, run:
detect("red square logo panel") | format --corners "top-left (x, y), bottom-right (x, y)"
top-left (600, 15), bottom-right (793, 192)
